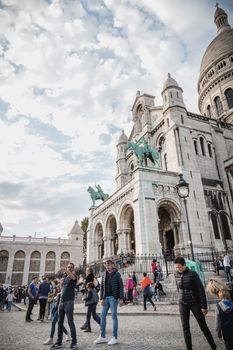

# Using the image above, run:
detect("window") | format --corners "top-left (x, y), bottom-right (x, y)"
top-left (194, 140), bottom-right (198, 155)
top-left (225, 88), bottom-right (233, 109)
top-left (211, 213), bottom-right (220, 239)
top-left (170, 91), bottom-right (172, 98)
top-left (167, 119), bottom-right (169, 127)
top-left (177, 92), bottom-right (179, 98)
top-left (206, 105), bottom-right (211, 117)
top-left (220, 214), bottom-right (231, 240)
top-left (214, 96), bottom-right (223, 116)
top-left (181, 115), bottom-right (184, 124)
top-left (208, 144), bottom-right (212, 157)
top-left (164, 153), bottom-right (168, 171)
top-left (200, 137), bottom-right (205, 156)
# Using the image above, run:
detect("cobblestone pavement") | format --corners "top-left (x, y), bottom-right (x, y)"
top-left (0, 304), bottom-right (226, 350)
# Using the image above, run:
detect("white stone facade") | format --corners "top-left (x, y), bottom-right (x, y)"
top-left (0, 220), bottom-right (84, 286)
top-left (87, 6), bottom-right (233, 264)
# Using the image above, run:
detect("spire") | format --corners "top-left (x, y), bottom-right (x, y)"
top-left (214, 4), bottom-right (231, 34)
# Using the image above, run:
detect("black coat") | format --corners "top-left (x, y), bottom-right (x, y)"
top-left (100, 269), bottom-right (124, 301)
top-left (174, 268), bottom-right (207, 309)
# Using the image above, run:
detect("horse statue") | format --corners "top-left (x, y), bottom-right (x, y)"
top-left (87, 185), bottom-right (109, 207)
top-left (127, 138), bottom-right (160, 168)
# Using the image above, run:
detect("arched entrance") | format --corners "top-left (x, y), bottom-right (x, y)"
top-left (106, 216), bottom-right (118, 256)
top-left (119, 204), bottom-right (135, 253)
top-left (94, 223), bottom-right (104, 259)
top-left (158, 201), bottom-right (181, 258)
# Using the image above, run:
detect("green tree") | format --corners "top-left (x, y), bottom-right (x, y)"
top-left (81, 216), bottom-right (89, 256)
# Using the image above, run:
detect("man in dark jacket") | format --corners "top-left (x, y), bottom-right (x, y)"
top-left (94, 258), bottom-right (124, 346)
top-left (38, 277), bottom-right (50, 321)
top-left (174, 257), bottom-right (217, 350)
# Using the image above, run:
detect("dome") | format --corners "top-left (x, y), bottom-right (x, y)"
top-left (162, 73), bottom-right (179, 92)
top-left (199, 28), bottom-right (233, 79)
top-left (118, 130), bottom-right (128, 144)
top-left (214, 6), bottom-right (226, 19)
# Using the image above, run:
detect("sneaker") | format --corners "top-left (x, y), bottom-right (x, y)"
top-left (84, 328), bottom-right (91, 332)
top-left (108, 337), bottom-right (119, 346)
top-left (44, 338), bottom-right (53, 345)
top-left (154, 305), bottom-right (157, 311)
top-left (94, 336), bottom-right (108, 344)
top-left (50, 343), bottom-right (62, 349)
top-left (70, 344), bottom-right (78, 350)
top-left (65, 334), bottom-right (70, 341)
top-left (80, 324), bottom-right (87, 330)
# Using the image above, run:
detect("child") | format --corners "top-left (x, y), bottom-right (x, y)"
top-left (6, 290), bottom-right (14, 312)
top-left (133, 286), bottom-right (139, 302)
top-left (216, 289), bottom-right (233, 350)
top-left (82, 282), bottom-right (100, 332)
top-left (207, 277), bottom-right (233, 350)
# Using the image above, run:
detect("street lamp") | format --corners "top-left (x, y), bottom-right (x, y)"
top-left (176, 174), bottom-right (195, 261)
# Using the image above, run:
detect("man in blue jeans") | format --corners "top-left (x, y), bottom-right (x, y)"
top-left (51, 262), bottom-right (77, 350)
top-left (94, 258), bottom-right (124, 346)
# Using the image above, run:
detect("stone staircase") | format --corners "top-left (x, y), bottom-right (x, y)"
top-left (119, 266), bottom-right (230, 306)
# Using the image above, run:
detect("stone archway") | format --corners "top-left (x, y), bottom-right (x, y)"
top-left (106, 216), bottom-right (118, 256)
top-left (119, 204), bottom-right (135, 254)
top-left (158, 200), bottom-right (181, 257)
top-left (94, 223), bottom-right (104, 259)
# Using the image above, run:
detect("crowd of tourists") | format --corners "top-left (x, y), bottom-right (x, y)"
top-left (1, 252), bottom-right (233, 350)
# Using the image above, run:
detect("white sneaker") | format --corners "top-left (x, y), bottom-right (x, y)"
top-left (94, 336), bottom-right (108, 344)
top-left (108, 337), bottom-right (119, 346)
top-left (65, 334), bottom-right (70, 341)
top-left (43, 338), bottom-right (53, 345)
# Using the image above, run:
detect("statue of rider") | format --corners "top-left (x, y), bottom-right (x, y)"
top-left (139, 137), bottom-right (150, 156)
top-left (95, 184), bottom-right (104, 199)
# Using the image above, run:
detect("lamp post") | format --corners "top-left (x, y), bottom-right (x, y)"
top-left (176, 174), bottom-right (195, 261)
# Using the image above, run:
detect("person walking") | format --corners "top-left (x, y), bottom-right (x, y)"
top-left (38, 277), bottom-right (50, 322)
top-left (6, 290), bottom-right (14, 311)
top-left (174, 256), bottom-right (217, 350)
top-left (80, 267), bottom-right (95, 330)
top-left (125, 274), bottom-right (134, 303)
top-left (25, 276), bottom-right (38, 322)
top-left (94, 258), bottom-right (124, 346)
top-left (44, 284), bottom-right (70, 346)
top-left (140, 272), bottom-right (156, 311)
top-left (51, 262), bottom-right (77, 350)
top-left (82, 282), bottom-right (100, 333)
top-left (223, 254), bottom-right (232, 283)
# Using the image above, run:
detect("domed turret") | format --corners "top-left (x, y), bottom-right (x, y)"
top-left (214, 4), bottom-right (231, 34)
top-left (162, 73), bottom-right (179, 91)
top-left (116, 130), bottom-right (128, 189)
top-left (198, 5), bottom-right (233, 123)
top-left (117, 130), bottom-right (128, 145)
top-left (161, 73), bottom-right (185, 112)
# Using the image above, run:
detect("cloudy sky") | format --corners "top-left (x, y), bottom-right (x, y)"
top-left (0, 0), bottom-right (232, 238)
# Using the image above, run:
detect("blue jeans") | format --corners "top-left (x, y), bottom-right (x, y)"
top-left (224, 266), bottom-right (232, 282)
top-left (101, 296), bottom-right (118, 339)
top-left (50, 308), bottom-right (68, 338)
top-left (57, 300), bottom-right (76, 345)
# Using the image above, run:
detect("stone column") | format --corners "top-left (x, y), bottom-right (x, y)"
top-left (122, 229), bottom-right (130, 253)
top-left (55, 251), bottom-right (61, 275)
top-left (22, 252), bottom-right (31, 285)
top-left (103, 236), bottom-right (111, 258)
top-left (40, 251), bottom-right (46, 279)
top-left (117, 229), bottom-right (123, 254)
top-left (6, 250), bottom-right (14, 285)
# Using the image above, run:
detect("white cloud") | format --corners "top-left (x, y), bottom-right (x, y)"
top-left (0, 0), bottom-right (231, 237)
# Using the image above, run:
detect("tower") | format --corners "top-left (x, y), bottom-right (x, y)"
top-left (115, 130), bottom-right (128, 189)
